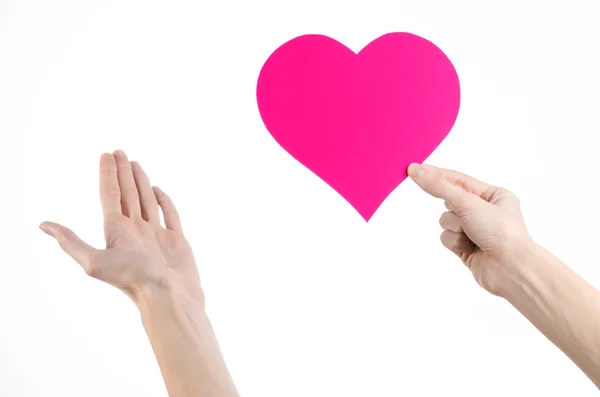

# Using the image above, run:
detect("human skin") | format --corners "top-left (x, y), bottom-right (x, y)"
top-left (40, 150), bottom-right (239, 397)
top-left (38, 150), bottom-right (600, 392)
top-left (408, 163), bottom-right (600, 389)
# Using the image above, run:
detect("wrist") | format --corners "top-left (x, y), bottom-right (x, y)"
top-left (497, 238), bottom-right (543, 300)
top-left (135, 271), bottom-right (206, 315)
top-left (134, 273), bottom-right (239, 397)
top-left (499, 239), bottom-right (559, 302)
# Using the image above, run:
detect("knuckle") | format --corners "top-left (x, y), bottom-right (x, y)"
top-left (56, 235), bottom-right (69, 251)
top-left (84, 253), bottom-right (102, 278)
top-left (105, 185), bottom-right (120, 198)
top-left (497, 187), bottom-right (517, 199)
top-left (124, 191), bottom-right (140, 203)
top-left (439, 212), bottom-right (449, 227)
top-left (453, 203), bottom-right (472, 218)
top-left (497, 187), bottom-right (521, 206)
top-left (100, 167), bottom-right (117, 176)
top-left (431, 177), bottom-right (445, 190)
top-left (85, 265), bottom-right (97, 278)
top-left (440, 230), bottom-right (451, 245)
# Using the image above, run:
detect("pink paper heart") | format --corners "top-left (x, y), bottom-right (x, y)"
top-left (257, 33), bottom-right (460, 221)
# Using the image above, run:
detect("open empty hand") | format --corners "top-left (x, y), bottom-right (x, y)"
top-left (40, 150), bottom-right (200, 303)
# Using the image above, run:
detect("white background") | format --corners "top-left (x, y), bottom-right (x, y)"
top-left (1, 0), bottom-right (600, 396)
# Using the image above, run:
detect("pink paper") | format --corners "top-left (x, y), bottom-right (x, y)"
top-left (257, 33), bottom-right (460, 221)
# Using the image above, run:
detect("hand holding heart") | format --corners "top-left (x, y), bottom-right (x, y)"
top-left (408, 163), bottom-right (533, 296)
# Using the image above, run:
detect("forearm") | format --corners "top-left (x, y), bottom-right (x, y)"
top-left (503, 242), bottom-right (600, 387)
top-left (137, 280), bottom-right (239, 397)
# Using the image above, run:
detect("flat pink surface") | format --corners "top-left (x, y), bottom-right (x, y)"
top-left (257, 33), bottom-right (460, 221)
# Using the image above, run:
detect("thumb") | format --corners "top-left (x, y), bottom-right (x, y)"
top-left (40, 221), bottom-right (97, 270)
top-left (407, 163), bottom-right (482, 215)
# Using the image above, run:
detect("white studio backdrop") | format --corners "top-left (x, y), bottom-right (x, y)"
top-left (1, 0), bottom-right (600, 396)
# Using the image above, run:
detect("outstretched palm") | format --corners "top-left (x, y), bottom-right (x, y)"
top-left (41, 151), bottom-right (200, 302)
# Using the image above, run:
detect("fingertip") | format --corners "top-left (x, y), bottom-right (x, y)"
top-left (407, 163), bottom-right (426, 179)
top-left (112, 150), bottom-right (131, 164)
top-left (444, 201), bottom-right (453, 211)
top-left (100, 153), bottom-right (117, 168)
top-left (39, 222), bottom-right (52, 236)
top-left (112, 150), bottom-right (133, 170)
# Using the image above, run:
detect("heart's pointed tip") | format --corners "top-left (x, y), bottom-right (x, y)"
top-left (359, 211), bottom-right (375, 223)
top-left (353, 199), bottom-right (384, 223)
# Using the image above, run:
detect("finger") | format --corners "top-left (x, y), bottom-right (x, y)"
top-left (131, 161), bottom-right (160, 224)
top-left (408, 163), bottom-right (482, 215)
top-left (113, 150), bottom-right (141, 218)
top-left (440, 230), bottom-right (476, 256)
top-left (439, 211), bottom-right (463, 233)
top-left (40, 222), bottom-right (98, 272)
top-left (450, 249), bottom-right (464, 259)
top-left (444, 201), bottom-right (453, 211)
top-left (153, 186), bottom-right (183, 233)
top-left (99, 153), bottom-right (122, 216)
top-left (420, 164), bottom-right (491, 198)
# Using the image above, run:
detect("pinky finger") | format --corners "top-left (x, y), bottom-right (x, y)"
top-left (153, 186), bottom-right (183, 233)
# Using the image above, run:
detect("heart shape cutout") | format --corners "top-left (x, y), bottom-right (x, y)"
top-left (257, 33), bottom-right (460, 221)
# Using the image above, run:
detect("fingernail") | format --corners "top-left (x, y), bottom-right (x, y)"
top-left (408, 163), bottom-right (426, 178)
top-left (39, 223), bottom-right (52, 236)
